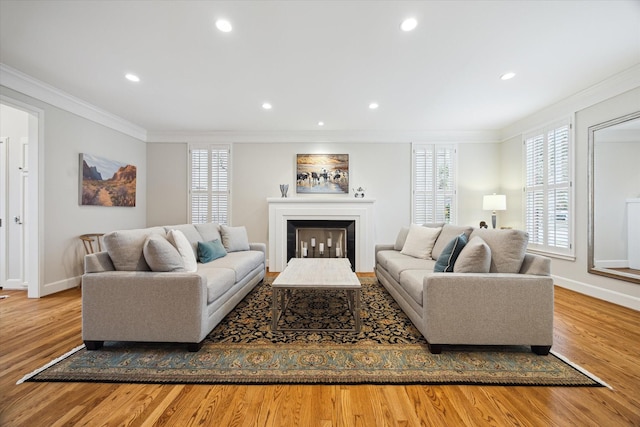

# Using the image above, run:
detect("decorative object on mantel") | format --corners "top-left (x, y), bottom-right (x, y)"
top-left (353, 187), bottom-right (365, 198)
top-left (279, 184), bottom-right (289, 197)
top-left (483, 193), bottom-right (507, 228)
top-left (296, 154), bottom-right (349, 194)
top-left (479, 221), bottom-right (488, 229)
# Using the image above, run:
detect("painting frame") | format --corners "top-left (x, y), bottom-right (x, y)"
top-left (79, 153), bottom-right (137, 207)
top-left (296, 154), bottom-right (349, 195)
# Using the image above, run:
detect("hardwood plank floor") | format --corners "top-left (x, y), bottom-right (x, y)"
top-left (1, 280), bottom-right (639, 426)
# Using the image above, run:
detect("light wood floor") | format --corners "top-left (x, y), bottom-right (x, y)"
top-left (1, 277), bottom-right (639, 426)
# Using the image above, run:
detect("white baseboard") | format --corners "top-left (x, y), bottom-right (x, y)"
top-left (42, 276), bottom-right (81, 296)
top-left (553, 275), bottom-right (640, 311)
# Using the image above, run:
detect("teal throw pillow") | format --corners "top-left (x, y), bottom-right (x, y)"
top-left (197, 239), bottom-right (227, 263)
top-left (434, 233), bottom-right (468, 272)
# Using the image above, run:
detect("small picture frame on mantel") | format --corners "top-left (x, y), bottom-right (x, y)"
top-left (296, 154), bottom-right (349, 194)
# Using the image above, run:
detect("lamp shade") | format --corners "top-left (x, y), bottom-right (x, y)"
top-left (483, 194), bottom-right (507, 211)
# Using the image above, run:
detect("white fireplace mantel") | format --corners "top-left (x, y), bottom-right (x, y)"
top-left (268, 197), bottom-right (376, 272)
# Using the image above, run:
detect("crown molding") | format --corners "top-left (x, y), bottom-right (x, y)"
top-left (0, 63), bottom-right (147, 141)
top-left (146, 129), bottom-right (501, 144)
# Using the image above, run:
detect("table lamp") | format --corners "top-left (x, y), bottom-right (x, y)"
top-left (483, 194), bottom-right (507, 229)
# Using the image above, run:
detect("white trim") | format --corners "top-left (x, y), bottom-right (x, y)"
top-left (0, 63), bottom-right (146, 141)
top-left (42, 276), bottom-right (81, 296)
top-left (553, 275), bottom-right (640, 311)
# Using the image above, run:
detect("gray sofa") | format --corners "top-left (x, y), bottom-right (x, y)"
top-left (82, 223), bottom-right (266, 352)
top-left (375, 223), bottom-right (554, 355)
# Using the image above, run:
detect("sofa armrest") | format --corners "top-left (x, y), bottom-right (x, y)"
top-left (375, 244), bottom-right (395, 257)
top-left (84, 252), bottom-right (115, 273)
top-left (519, 253), bottom-right (551, 275)
top-left (249, 242), bottom-right (267, 254)
top-left (82, 271), bottom-right (208, 343)
top-left (423, 273), bottom-right (554, 345)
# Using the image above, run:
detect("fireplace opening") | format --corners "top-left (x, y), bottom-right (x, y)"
top-left (287, 220), bottom-right (356, 271)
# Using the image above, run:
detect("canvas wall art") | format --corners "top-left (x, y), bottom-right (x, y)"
top-left (80, 153), bottom-right (137, 207)
top-left (296, 154), bottom-right (349, 194)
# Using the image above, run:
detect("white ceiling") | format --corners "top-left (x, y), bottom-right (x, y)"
top-left (1, 0), bottom-right (639, 134)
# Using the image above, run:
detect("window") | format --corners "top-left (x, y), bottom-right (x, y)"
top-left (189, 144), bottom-right (230, 225)
top-left (412, 144), bottom-right (457, 224)
top-left (524, 119), bottom-right (573, 256)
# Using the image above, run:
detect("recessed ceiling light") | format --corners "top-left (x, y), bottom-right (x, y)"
top-left (501, 72), bottom-right (516, 80)
top-left (125, 73), bottom-right (140, 82)
top-left (318, 121), bottom-right (324, 126)
top-left (215, 19), bottom-right (232, 33)
top-left (262, 102), bottom-right (272, 110)
top-left (369, 102), bottom-right (379, 110)
top-left (400, 18), bottom-right (418, 32)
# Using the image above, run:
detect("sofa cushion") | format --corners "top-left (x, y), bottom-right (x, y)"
top-left (163, 224), bottom-right (202, 257)
top-left (103, 226), bottom-right (167, 271)
top-left (195, 222), bottom-right (222, 242)
top-left (197, 265), bottom-right (237, 304)
top-left (376, 250), bottom-right (409, 270)
top-left (220, 225), bottom-right (250, 252)
top-left (387, 255), bottom-right (437, 282)
top-left (434, 233), bottom-right (468, 272)
top-left (454, 236), bottom-right (491, 273)
top-left (143, 234), bottom-right (185, 272)
top-left (394, 226), bottom-right (410, 251)
top-left (197, 239), bottom-right (227, 263)
top-left (401, 224), bottom-right (442, 259)
top-left (468, 228), bottom-right (529, 273)
top-left (431, 224), bottom-right (474, 260)
top-left (167, 229), bottom-right (198, 272)
top-left (206, 250), bottom-right (264, 282)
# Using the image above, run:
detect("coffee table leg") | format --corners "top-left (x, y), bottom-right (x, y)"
top-left (272, 288), bottom-right (279, 331)
top-left (354, 289), bottom-right (361, 333)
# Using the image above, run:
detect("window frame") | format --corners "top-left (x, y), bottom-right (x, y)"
top-left (188, 143), bottom-right (231, 225)
top-left (523, 117), bottom-right (575, 259)
top-left (411, 143), bottom-right (458, 225)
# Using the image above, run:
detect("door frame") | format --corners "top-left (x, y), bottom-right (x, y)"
top-left (1, 95), bottom-right (44, 298)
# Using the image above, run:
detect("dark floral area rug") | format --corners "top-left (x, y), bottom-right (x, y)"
top-left (21, 277), bottom-right (605, 386)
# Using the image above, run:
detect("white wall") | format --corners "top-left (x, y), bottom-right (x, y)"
top-left (147, 142), bottom-right (188, 226)
top-left (1, 86), bottom-right (147, 295)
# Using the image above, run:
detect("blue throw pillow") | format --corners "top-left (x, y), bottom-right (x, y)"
top-left (434, 233), bottom-right (468, 272)
top-left (197, 239), bottom-right (227, 263)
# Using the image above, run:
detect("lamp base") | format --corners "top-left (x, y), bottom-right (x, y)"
top-left (491, 212), bottom-right (497, 229)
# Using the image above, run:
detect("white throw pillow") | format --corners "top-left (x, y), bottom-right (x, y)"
top-left (400, 224), bottom-right (442, 260)
top-left (167, 229), bottom-right (198, 272)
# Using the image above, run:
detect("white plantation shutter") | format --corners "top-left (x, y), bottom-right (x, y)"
top-left (189, 144), bottom-right (230, 225)
top-left (524, 120), bottom-right (573, 256)
top-left (413, 144), bottom-right (456, 224)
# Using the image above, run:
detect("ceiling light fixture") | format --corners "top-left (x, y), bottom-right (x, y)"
top-left (215, 19), bottom-right (232, 33)
top-left (400, 18), bottom-right (418, 32)
top-left (125, 73), bottom-right (140, 82)
top-left (501, 72), bottom-right (516, 80)
top-left (318, 121), bottom-right (324, 126)
top-left (262, 102), bottom-right (272, 110)
top-left (369, 102), bottom-right (379, 110)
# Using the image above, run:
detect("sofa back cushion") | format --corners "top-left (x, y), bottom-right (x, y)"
top-left (103, 226), bottom-right (167, 271)
top-left (467, 228), bottom-right (529, 273)
top-left (431, 224), bottom-right (474, 260)
top-left (195, 222), bottom-right (222, 242)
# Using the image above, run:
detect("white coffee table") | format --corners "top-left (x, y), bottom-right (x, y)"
top-left (271, 258), bottom-right (362, 332)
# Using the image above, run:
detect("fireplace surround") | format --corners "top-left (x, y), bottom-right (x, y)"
top-left (267, 197), bottom-right (375, 272)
